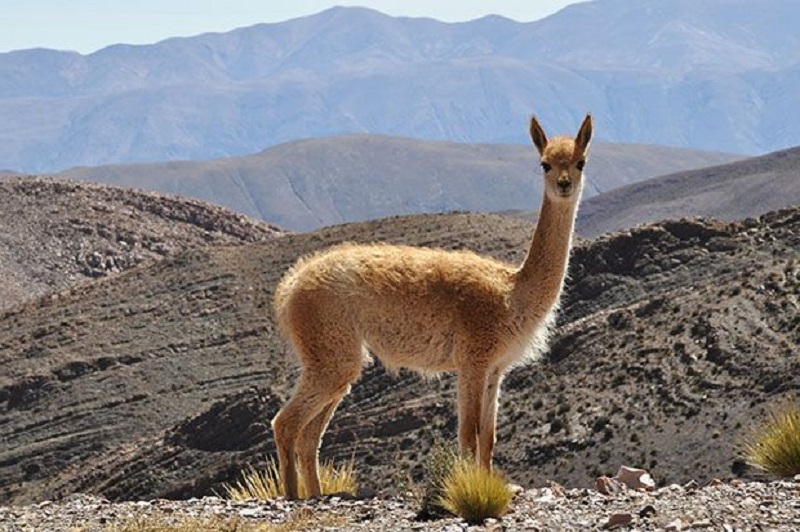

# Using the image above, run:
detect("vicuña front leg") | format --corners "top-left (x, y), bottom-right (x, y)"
top-left (457, 367), bottom-right (488, 462)
top-left (478, 368), bottom-right (503, 470)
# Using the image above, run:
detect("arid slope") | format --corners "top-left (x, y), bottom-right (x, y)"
top-left (577, 146), bottom-right (800, 237)
top-left (1, 202), bottom-right (797, 505)
top-left (0, 176), bottom-right (284, 310)
top-left (60, 135), bottom-right (741, 230)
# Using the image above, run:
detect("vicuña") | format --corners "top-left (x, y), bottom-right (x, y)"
top-left (272, 114), bottom-right (593, 499)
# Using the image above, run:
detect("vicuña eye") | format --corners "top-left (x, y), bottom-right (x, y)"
top-left (541, 162), bottom-right (552, 172)
top-left (575, 160), bottom-right (586, 171)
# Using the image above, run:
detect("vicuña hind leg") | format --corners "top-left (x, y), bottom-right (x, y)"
top-left (272, 374), bottom-right (335, 499)
top-left (296, 392), bottom-right (348, 497)
top-left (273, 317), bottom-right (362, 500)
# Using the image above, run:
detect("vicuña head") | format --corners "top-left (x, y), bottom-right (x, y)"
top-left (271, 113), bottom-right (593, 499)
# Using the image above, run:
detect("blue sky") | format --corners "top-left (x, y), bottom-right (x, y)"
top-left (0, 1), bottom-right (583, 54)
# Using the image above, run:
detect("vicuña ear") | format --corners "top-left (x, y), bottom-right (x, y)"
top-left (529, 115), bottom-right (548, 156)
top-left (575, 114), bottom-right (593, 155)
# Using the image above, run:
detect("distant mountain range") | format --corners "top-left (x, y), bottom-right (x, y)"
top-left (56, 134), bottom-right (740, 230)
top-left (1, 0), bottom-right (798, 173)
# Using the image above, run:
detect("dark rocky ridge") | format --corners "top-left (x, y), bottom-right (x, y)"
top-left (0, 198), bottom-right (797, 504)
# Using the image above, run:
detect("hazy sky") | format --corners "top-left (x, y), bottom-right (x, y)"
top-left (0, 1), bottom-right (583, 54)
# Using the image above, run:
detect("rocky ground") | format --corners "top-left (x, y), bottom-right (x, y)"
top-left (0, 176), bottom-right (284, 310)
top-left (0, 175), bottom-right (798, 516)
top-left (1, 477), bottom-right (799, 531)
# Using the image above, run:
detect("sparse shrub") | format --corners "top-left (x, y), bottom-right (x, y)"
top-left (742, 398), bottom-right (800, 478)
top-left (414, 440), bottom-right (512, 524)
top-left (438, 457), bottom-right (513, 525)
top-left (415, 440), bottom-right (461, 520)
top-left (222, 457), bottom-right (356, 501)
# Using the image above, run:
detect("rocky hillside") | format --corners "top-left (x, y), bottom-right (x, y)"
top-left (0, 176), bottom-right (284, 310)
top-left (1, 200), bottom-right (797, 505)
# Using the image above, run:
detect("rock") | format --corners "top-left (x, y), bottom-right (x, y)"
top-left (238, 507), bottom-right (263, 518)
top-left (603, 512), bottom-right (633, 529)
top-left (355, 487), bottom-right (378, 499)
top-left (614, 466), bottom-right (655, 491)
top-left (548, 481), bottom-right (566, 498)
top-left (638, 504), bottom-right (657, 518)
top-left (534, 488), bottom-right (559, 503)
top-left (659, 484), bottom-right (684, 494)
top-left (508, 483), bottom-right (525, 495)
top-left (664, 518), bottom-right (683, 531)
top-left (682, 480), bottom-right (699, 491)
top-left (595, 476), bottom-right (625, 495)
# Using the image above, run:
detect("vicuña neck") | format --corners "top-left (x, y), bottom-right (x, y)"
top-left (513, 193), bottom-right (579, 320)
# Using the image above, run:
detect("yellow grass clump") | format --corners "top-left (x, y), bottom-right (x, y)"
top-left (743, 398), bottom-right (800, 478)
top-left (438, 457), bottom-right (513, 525)
top-left (222, 458), bottom-right (357, 500)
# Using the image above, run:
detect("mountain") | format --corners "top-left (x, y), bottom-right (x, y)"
top-left (58, 134), bottom-right (741, 230)
top-left (1, 189), bottom-right (797, 503)
top-left (577, 146), bottom-right (800, 237)
top-left (0, 176), bottom-right (283, 310)
top-left (1, 0), bottom-right (798, 173)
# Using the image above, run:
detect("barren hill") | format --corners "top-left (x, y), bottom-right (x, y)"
top-left (59, 135), bottom-right (741, 231)
top-left (0, 176), bottom-right (284, 310)
top-left (577, 146), bottom-right (800, 237)
top-left (1, 202), bottom-right (797, 505)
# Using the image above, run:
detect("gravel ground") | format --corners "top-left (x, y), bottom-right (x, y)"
top-left (2, 478), bottom-right (799, 531)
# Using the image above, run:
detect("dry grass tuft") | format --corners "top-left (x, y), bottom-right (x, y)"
top-left (413, 441), bottom-right (512, 524)
top-left (438, 457), bottom-right (513, 525)
top-left (742, 397), bottom-right (800, 478)
top-left (222, 458), bottom-right (357, 500)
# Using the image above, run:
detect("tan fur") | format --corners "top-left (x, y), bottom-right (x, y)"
top-left (271, 114), bottom-right (593, 499)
